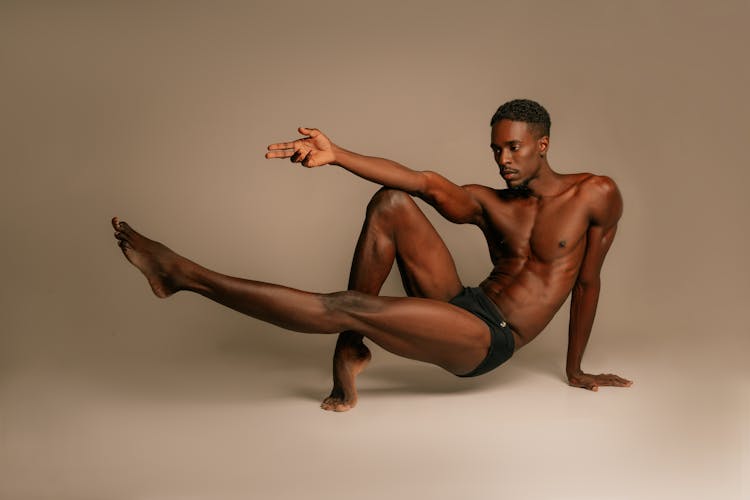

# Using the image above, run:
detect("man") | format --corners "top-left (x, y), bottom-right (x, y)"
top-left (112, 99), bottom-right (632, 412)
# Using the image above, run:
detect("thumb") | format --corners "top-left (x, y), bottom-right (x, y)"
top-left (298, 127), bottom-right (320, 138)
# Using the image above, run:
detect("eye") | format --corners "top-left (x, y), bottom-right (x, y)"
top-left (511, 144), bottom-right (520, 152)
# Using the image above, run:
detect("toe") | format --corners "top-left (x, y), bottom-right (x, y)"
top-left (321, 397), bottom-right (353, 412)
top-left (111, 217), bottom-right (121, 231)
top-left (120, 221), bottom-right (134, 235)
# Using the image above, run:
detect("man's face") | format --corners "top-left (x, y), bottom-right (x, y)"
top-left (490, 119), bottom-right (548, 188)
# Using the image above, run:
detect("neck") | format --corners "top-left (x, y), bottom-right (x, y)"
top-left (525, 162), bottom-right (562, 198)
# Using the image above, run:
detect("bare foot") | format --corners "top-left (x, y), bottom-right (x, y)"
top-left (321, 338), bottom-right (371, 412)
top-left (111, 217), bottom-right (187, 298)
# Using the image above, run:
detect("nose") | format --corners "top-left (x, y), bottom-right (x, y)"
top-left (498, 148), bottom-right (512, 165)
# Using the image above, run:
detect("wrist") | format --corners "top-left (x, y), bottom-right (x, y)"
top-left (330, 144), bottom-right (347, 166)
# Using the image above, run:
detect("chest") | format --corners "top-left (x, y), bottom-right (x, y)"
top-left (485, 195), bottom-right (591, 262)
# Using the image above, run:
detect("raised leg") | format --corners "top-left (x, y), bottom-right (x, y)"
top-left (111, 216), bottom-right (488, 385)
top-left (322, 189), bottom-right (464, 411)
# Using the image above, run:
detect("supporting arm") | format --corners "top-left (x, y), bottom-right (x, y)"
top-left (565, 176), bottom-right (632, 391)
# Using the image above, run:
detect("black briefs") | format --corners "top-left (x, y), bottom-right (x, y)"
top-left (449, 287), bottom-right (515, 378)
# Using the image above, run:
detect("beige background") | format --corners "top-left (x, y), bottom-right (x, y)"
top-left (1, 1), bottom-right (748, 499)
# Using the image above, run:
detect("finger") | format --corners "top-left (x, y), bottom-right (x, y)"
top-left (597, 374), bottom-right (632, 387)
top-left (291, 153), bottom-right (307, 164)
top-left (569, 379), bottom-right (590, 391)
top-left (291, 148), bottom-right (310, 164)
top-left (614, 376), bottom-right (633, 387)
top-left (267, 141), bottom-right (297, 151)
top-left (577, 380), bottom-right (599, 391)
top-left (569, 380), bottom-right (598, 391)
top-left (298, 127), bottom-right (319, 138)
top-left (265, 150), bottom-right (295, 159)
top-left (301, 150), bottom-right (319, 167)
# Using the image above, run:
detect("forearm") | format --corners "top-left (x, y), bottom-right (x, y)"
top-left (332, 145), bottom-right (426, 193)
top-left (566, 280), bottom-right (601, 376)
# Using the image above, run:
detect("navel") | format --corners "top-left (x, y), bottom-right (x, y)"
top-left (559, 240), bottom-right (566, 248)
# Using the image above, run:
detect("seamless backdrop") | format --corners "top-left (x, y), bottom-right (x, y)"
top-left (1, 1), bottom-right (748, 499)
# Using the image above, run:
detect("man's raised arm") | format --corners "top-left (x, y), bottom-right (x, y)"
top-left (266, 127), bottom-right (483, 224)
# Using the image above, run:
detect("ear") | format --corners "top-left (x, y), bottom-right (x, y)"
top-left (538, 136), bottom-right (549, 156)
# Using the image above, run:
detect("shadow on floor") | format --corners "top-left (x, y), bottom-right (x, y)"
top-left (49, 323), bottom-right (568, 404)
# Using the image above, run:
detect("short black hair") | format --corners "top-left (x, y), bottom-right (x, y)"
top-left (490, 99), bottom-right (551, 138)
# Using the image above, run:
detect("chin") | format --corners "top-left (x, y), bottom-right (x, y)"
top-left (506, 180), bottom-right (533, 198)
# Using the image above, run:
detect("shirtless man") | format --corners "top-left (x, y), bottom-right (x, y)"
top-left (112, 99), bottom-right (632, 412)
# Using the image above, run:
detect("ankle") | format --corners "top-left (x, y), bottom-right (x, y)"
top-left (173, 258), bottom-right (208, 294)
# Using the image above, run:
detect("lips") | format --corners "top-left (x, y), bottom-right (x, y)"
top-left (501, 169), bottom-right (518, 179)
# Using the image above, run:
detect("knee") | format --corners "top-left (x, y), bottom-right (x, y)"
top-left (366, 188), bottom-right (415, 219)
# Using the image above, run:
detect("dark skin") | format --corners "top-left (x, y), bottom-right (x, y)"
top-left (112, 119), bottom-right (631, 412)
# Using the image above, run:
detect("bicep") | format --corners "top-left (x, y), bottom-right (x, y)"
top-left (418, 171), bottom-right (484, 224)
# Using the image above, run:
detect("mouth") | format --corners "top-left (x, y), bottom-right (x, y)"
top-left (500, 169), bottom-right (518, 180)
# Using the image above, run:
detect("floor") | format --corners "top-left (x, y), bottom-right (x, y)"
top-left (1, 303), bottom-right (746, 500)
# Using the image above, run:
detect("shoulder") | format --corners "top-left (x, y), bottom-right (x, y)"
top-left (579, 174), bottom-right (619, 194)
top-left (578, 174), bottom-right (623, 227)
top-left (461, 183), bottom-right (496, 197)
top-left (458, 183), bottom-right (497, 203)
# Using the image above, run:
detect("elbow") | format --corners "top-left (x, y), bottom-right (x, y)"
top-left (574, 276), bottom-right (600, 293)
top-left (417, 170), bottom-right (439, 200)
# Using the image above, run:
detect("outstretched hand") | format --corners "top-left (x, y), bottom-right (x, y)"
top-left (567, 372), bottom-right (632, 391)
top-left (266, 127), bottom-right (335, 168)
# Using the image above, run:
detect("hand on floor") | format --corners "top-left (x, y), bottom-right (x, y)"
top-left (567, 372), bottom-right (633, 391)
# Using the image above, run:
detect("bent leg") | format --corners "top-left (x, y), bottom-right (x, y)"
top-left (348, 188), bottom-right (463, 300)
top-left (325, 292), bottom-right (488, 374)
top-left (111, 217), bottom-right (488, 373)
top-left (325, 189), bottom-right (464, 410)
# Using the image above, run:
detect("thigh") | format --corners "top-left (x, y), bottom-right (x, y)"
top-left (383, 191), bottom-right (464, 300)
top-left (339, 293), bottom-right (490, 375)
